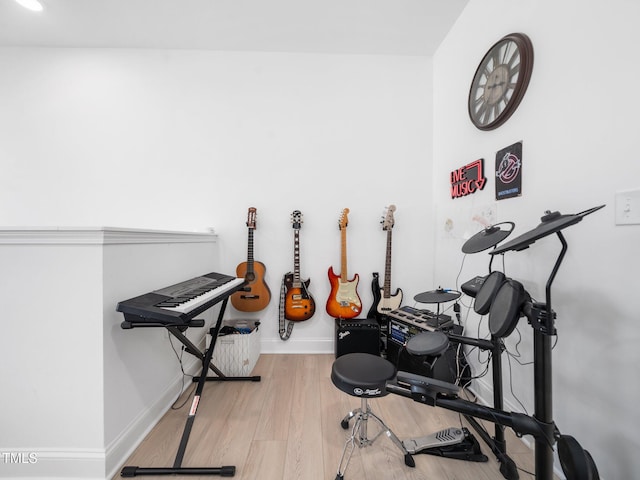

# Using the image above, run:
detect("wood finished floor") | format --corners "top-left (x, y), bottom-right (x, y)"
top-left (116, 354), bottom-right (548, 480)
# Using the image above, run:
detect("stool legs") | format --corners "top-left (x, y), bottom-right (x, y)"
top-left (335, 398), bottom-right (415, 480)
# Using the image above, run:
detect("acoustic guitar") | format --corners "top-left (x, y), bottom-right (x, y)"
top-left (230, 207), bottom-right (271, 312)
top-left (367, 205), bottom-right (403, 322)
top-left (284, 210), bottom-right (315, 321)
top-left (326, 208), bottom-right (362, 319)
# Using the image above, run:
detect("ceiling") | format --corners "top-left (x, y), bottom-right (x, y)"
top-left (0, 0), bottom-right (468, 56)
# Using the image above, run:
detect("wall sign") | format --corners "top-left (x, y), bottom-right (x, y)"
top-left (495, 141), bottom-right (523, 200)
top-left (450, 159), bottom-right (487, 199)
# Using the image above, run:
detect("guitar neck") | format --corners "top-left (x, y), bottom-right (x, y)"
top-left (246, 229), bottom-right (255, 274)
top-left (383, 229), bottom-right (392, 298)
top-left (292, 229), bottom-right (302, 287)
top-left (340, 227), bottom-right (348, 282)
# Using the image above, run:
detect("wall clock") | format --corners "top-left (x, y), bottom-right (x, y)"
top-left (468, 33), bottom-right (534, 131)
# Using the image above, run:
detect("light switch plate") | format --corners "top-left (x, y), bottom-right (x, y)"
top-left (615, 189), bottom-right (640, 225)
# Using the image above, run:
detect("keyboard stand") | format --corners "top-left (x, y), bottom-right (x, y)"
top-left (120, 296), bottom-right (261, 478)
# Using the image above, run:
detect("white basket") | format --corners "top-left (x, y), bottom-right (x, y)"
top-left (209, 320), bottom-right (260, 376)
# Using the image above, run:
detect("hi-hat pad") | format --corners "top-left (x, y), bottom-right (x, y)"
top-left (462, 221), bottom-right (515, 254)
top-left (492, 205), bottom-right (605, 255)
top-left (414, 288), bottom-right (461, 304)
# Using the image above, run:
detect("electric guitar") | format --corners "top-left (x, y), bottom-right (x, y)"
top-left (230, 207), bottom-right (271, 312)
top-left (367, 205), bottom-right (403, 321)
top-left (326, 208), bottom-right (362, 319)
top-left (284, 210), bottom-right (315, 321)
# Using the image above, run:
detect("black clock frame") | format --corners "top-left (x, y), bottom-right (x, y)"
top-left (468, 33), bottom-right (534, 131)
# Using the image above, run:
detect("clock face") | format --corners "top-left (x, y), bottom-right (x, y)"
top-left (468, 33), bottom-right (534, 131)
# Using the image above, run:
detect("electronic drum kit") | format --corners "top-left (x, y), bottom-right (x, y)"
top-left (398, 206), bottom-right (604, 480)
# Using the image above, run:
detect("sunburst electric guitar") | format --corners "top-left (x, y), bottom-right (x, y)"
top-left (284, 210), bottom-right (316, 321)
top-left (326, 208), bottom-right (362, 319)
top-left (367, 205), bottom-right (403, 321)
top-left (231, 207), bottom-right (271, 312)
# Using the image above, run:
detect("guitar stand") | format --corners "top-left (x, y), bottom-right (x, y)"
top-left (120, 297), bottom-right (261, 477)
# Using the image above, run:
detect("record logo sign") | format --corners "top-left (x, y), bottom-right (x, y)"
top-left (450, 159), bottom-right (486, 199)
top-left (495, 142), bottom-right (523, 200)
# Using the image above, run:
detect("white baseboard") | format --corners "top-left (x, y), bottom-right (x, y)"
top-left (260, 336), bottom-right (334, 354)
top-left (0, 448), bottom-right (105, 479)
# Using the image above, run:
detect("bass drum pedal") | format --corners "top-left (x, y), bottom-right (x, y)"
top-left (402, 427), bottom-right (488, 462)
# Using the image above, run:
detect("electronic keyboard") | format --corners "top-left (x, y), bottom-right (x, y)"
top-left (117, 270), bottom-right (259, 477)
top-left (117, 271), bottom-right (246, 326)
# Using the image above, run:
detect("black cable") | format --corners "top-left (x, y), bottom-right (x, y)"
top-left (455, 253), bottom-right (467, 292)
top-left (506, 349), bottom-right (529, 415)
top-left (168, 333), bottom-right (196, 410)
top-left (172, 382), bottom-right (196, 410)
top-left (511, 326), bottom-right (524, 357)
top-left (459, 350), bottom-right (492, 389)
top-left (517, 465), bottom-right (535, 477)
top-left (474, 317), bottom-right (491, 365)
top-left (506, 327), bottom-right (534, 367)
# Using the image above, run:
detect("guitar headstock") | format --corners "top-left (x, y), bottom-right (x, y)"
top-left (338, 208), bottom-right (350, 230)
top-left (382, 205), bottom-right (396, 231)
top-left (291, 210), bottom-right (303, 229)
top-left (246, 207), bottom-right (257, 230)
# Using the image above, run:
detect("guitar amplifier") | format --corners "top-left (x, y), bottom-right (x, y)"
top-left (335, 318), bottom-right (381, 358)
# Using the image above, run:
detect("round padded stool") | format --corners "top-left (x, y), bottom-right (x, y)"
top-left (331, 353), bottom-right (414, 480)
top-left (331, 352), bottom-right (396, 397)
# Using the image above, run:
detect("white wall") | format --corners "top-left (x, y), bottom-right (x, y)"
top-left (433, 1), bottom-right (640, 478)
top-left (5, 3), bottom-right (636, 476)
top-left (0, 48), bottom-right (436, 354)
top-left (0, 229), bottom-right (221, 479)
top-left (0, 238), bottom-right (104, 478)
top-left (0, 47), bottom-right (436, 476)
